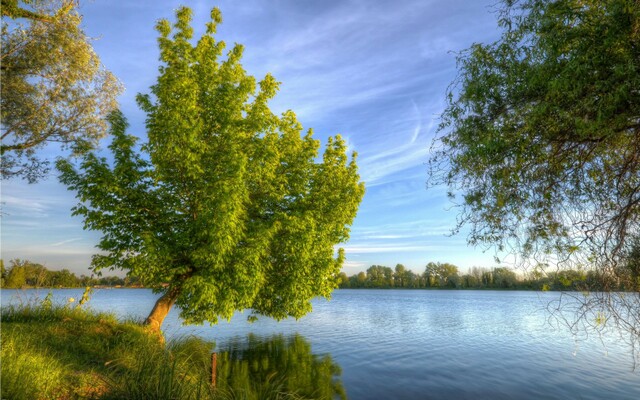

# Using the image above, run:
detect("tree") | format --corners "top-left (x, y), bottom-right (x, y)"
top-left (430, 0), bottom-right (639, 346)
top-left (2, 259), bottom-right (43, 287)
top-left (481, 269), bottom-right (493, 287)
top-left (393, 264), bottom-right (408, 287)
top-left (469, 266), bottom-right (486, 288)
top-left (366, 265), bottom-right (394, 288)
top-left (3, 260), bottom-right (27, 288)
top-left (352, 271), bottom-right (367, 288)
top-left (423, 262), bottom-right (459, 288)
top-left (0, 260), bottom-right (5, 287)
top-left (623, 237), bottom-right (640, 291)
top-left (492, 267), bottom-right (517, 289)
top-left (394, 264), bottom-right (412, 288)
top-left (49, 268), bottom-right (80, 288)
top-left (20, 259), bottom-right (48, 286)
top-left (404, 269), bottom-right (420, 288)
top-left (461, 272), bottom-right (479, 288)
top-left (58, 7), bottom-right (364, 332)
top-left (337, 272), bottom-right (350, 288)
top-left (1, 0), bottom-right (121, 182)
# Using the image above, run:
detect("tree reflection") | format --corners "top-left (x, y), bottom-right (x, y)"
top-left (216, 334), bottom-right (346, 400)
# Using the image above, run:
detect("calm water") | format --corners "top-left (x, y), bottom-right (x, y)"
top-left (2, 288), bottom-right (639, 399)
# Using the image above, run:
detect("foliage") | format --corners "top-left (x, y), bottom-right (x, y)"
top-left (621, 236), bottom-right (640, 291)
top-left (1, 299), bottom-right (344, 400)
top-left (3, 259), bottom-right (29, 288)
top-left (430, 0), bottom-right (639, 276)
top-left (365, 265), bottom-right (395, 288)
top-left (340, 261), bottom-right (602, 291)
top-left (58, 6), bottom-right (364, 330)
top-left (1, 0), bottom-right (122, 182)
top-left (0, 258), bottom-right (131, 288)
top-left (424, 262), bottom-right (460, 288)
top-left (491, 267), bottom-right (516, 288)
top-left (429, 0), bottom-right (639, 344)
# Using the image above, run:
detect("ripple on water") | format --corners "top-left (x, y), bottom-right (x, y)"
top-left (3, 288), bottom-right (639, 400)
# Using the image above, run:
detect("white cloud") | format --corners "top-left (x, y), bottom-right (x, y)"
top-left (342, 244), bottom-right (437, 254)
top-left (49, 238), bottom-right (83, 247)
top-left (2, 195), bottom-right (51, 216)
top-left (342, 260), bottom-right (369, 270)
top-left (364, 234), bottom-right (411, 240)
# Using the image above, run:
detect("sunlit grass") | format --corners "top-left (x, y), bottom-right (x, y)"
top-left (1, 299), bottom-right (219, 399)
top-left (1, 300), bottom-right (143, 399)
top-left (1, 331), bottom-right (67, 400)
top-left (1, 299), bottom-right (336, 400)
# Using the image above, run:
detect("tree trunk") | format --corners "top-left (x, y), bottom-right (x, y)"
top-left (145, 286), bottom-right (180, 333)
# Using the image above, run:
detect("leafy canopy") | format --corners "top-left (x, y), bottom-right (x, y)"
top-left (431, 0), bottom-right (639, 274)
top-left (58, 7), bottom-right (365, 326)
top-left (1, 0), bottom-right (121, 182)
top-left (430, 0), bottom-right (639, 348)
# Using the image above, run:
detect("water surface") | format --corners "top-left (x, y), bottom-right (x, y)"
top-left (2, 289), bottom-right (638, 399)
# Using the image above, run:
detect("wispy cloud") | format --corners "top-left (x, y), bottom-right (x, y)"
top-left (357, 102), bottom-right (436, 186)
top-left (364, 234), bottom-right (412, 240)
top-left (342, 244), bottom-right (439, 254)
top-left (5, 241), bottom-right (94, 255)
top-left (342, 260), bottom-right (369, 270)
top-left (353, 217), bottom-right (454, 237)
top-left (49, 238), bottom-right (83, 247)
top-left (2, 195), bottom-right (50, 216)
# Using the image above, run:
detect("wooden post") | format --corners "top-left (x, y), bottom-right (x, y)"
top-left (210, 352), bottom-right (217, 387)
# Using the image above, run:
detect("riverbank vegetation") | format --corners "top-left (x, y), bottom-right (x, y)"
top-left (2, 300), bottom-right (212, 399)
top-left (1, 299), bottom-right (345, 400)
top-left (3, 257), bottom-right (622, 293)
top-left (0, 259), bottom-right (138, 289)
top-left (338, 262), bottom-right (633, 291)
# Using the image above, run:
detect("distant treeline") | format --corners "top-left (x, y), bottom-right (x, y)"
top-left (1, 258), bottom-right (624, 292)
top-left (0, 259), bottom-right (140, 289)
top-left (338, 262), bottom-right (618, 291)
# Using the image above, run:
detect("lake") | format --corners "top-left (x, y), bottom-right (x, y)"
top-left (2, 288), bottom-right (639, 399)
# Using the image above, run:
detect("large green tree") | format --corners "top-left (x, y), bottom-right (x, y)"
top-left (58, 7), bottom-right (364, 332)
top-left (430, 0), bottom-right (639, 342)
top-left (1, 0), bottom-right (121, 182)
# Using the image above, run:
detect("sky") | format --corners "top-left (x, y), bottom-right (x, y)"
top-left (1, 0), bottom-right (507, 276)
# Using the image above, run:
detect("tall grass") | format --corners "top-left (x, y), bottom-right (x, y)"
top-left (1, 330), bottom-right (67, 400)
top-left (101, 335), bottom-right (218, 400)
top-left (1, 298), bottom-right (340, 400)
top-left (1, 299), bottom-right (218, 400)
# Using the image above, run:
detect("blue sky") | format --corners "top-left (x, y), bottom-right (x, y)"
top-left (1, 0), bottom-right (506, 276)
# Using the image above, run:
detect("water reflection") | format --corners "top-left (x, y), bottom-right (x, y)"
top-left (216, 334), bottom-right (347, 400)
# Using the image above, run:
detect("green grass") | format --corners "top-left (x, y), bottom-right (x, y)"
top-left (1, 299), bottom-right (339, 400)
top-left (1, 301), bottom-right (217, 399)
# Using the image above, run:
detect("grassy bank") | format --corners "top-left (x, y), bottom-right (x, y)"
top-left (1, 299), bottom-right (342, 400)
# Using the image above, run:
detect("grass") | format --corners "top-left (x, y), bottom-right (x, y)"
top-left (1, 299), bottom-right (200, 400)
top-left (1, 297), bottom-right (341, 400)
